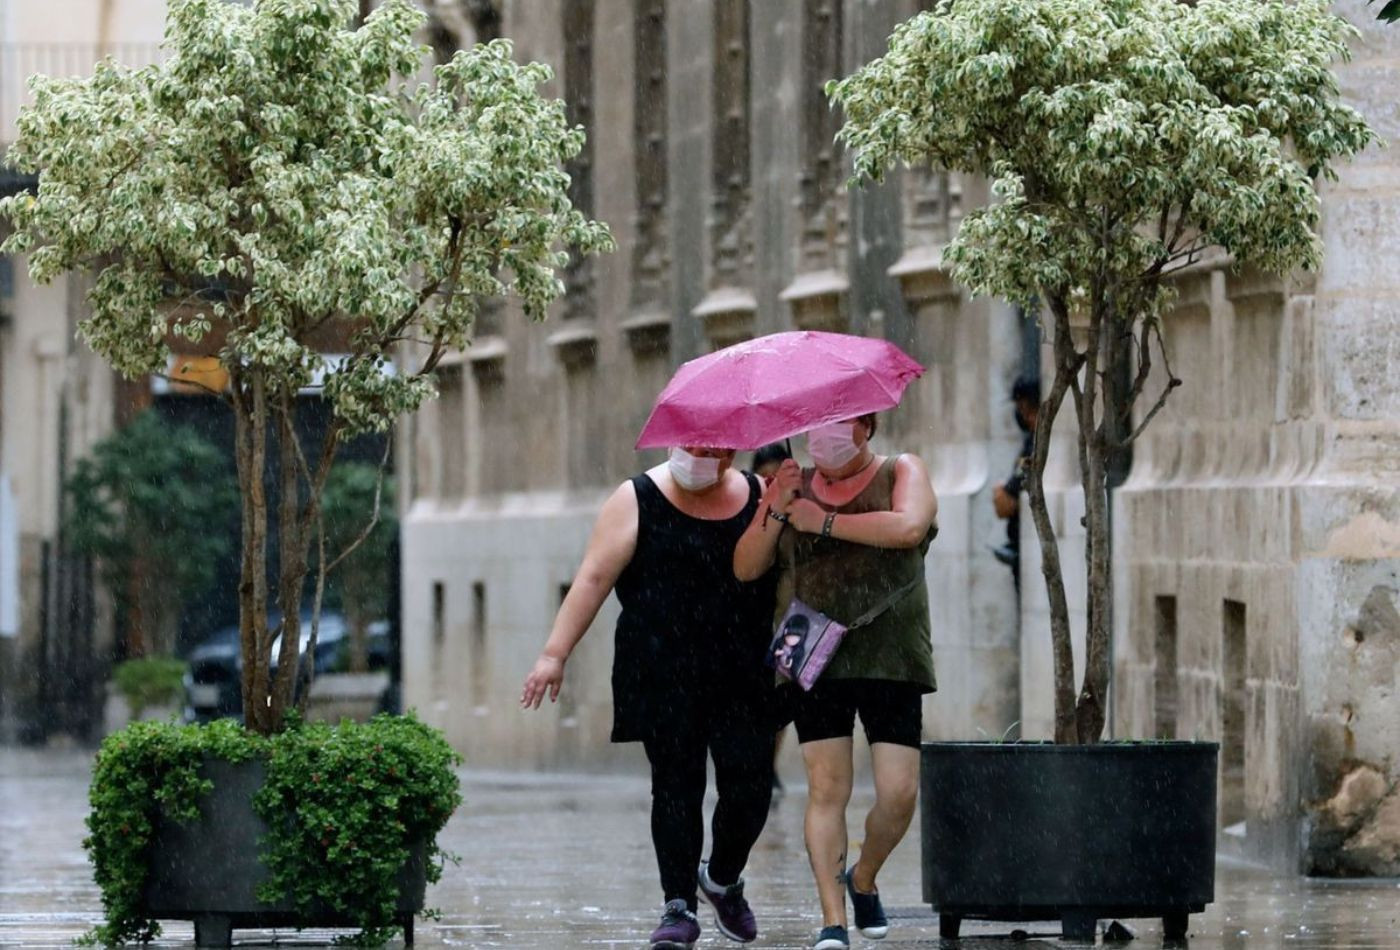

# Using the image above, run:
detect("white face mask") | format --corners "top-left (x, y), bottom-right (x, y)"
top-left (668, 448), bottom-right (723, 492)
top-left (806, 422), bottom-right (862, 470)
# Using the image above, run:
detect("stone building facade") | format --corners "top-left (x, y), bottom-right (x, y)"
top-left (401, 0), bottom-right (1400, 875)
top-left (1103, 5), bottom-right (1400, 873)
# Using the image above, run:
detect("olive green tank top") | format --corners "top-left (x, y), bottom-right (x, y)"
top-left (775, 456), bottom-right (937, 691)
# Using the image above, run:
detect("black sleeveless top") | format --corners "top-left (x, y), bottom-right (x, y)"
top-left (610, 471), bottom-right (777, 742)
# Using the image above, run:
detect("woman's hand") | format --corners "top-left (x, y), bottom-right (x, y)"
top-left (787, 498), bottom-right (828, 534)
top-left (521, 654), bottom-right (566, 709)
top-left (764, 458), bottom-right (802, 512)
top-left (736, 459), bottom-right (801, 580)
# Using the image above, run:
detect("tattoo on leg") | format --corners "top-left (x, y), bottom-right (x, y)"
top-left (836, 849), bottom-right (846, 883)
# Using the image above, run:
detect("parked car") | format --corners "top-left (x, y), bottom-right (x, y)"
top-left (183, 612), bottom-right (390, 722)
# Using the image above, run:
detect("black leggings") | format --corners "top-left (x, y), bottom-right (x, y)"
top-left (643, 724), bottom-right (775, 909)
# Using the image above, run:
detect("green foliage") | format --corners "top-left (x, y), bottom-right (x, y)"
top-left (0, 0), bottom-right (613, 434)
top-left (255, 715), bottom-right (462, 946)
top-left (111, 657), bottom-right (188, 717)
top-left (830, 0), bottom-right (1377, 320)
top-left (65, 411), bottom-right (236, 646)
top-left (1, 0), bottom-right (612, 730)
top-left (81, 718), bottom-right (258, 946)
top-left (81, 714), bottom-right (460, 947)
top-left (1373, 0), bottom-right (1400, 24)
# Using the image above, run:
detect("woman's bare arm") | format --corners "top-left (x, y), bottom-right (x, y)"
top-left (734, 459), bottom-right (801, 581)
top-left (786, 454), bottom-right (937, 549)
top-left (521, 482), bottom-right (639, 708)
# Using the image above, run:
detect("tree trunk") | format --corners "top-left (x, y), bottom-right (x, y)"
top-left (1027, 301), bottom-right (1082, 745)
top-left (233, 367), bottom-right (273, 734)
top-left (139, 571), bottom-right (181, 657)
top-left (125, 556), bottom-right (147, 658)
top-left (269, 394), bottom-right (308, 727)
top-left (1074, 332), bottom-right (1112, 745)
top-left (1075, 310), bottom-right (1133, 744)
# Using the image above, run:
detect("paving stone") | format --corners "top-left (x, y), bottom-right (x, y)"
top-left (2, 748), bottom-right (1398, 948)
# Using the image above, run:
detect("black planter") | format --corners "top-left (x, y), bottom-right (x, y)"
top-left (143, 759), bottom-right (427, 948)
top-left (921, 741), bottom-right (1218, 941)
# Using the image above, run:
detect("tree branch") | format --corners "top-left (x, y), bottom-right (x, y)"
top-left (382, 217), bottom-right (464, 346)
top-left (1120, 316), bottom-right (1154, 424)
top-left (1117, 319), bottom-right (1182, 446)
top-left (324, 437), bottom-right (393, 576)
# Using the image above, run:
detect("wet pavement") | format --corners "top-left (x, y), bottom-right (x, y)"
top-left (2, 746), bottom-right (1398, 948)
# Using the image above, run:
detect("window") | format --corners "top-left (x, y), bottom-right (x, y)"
top-left (1153, 596), bottom-right (1178, 739)
top-left (1221, 599), bottom-right (1247, 832)
top-left (470, 581), bottom-right (487, 708)
top-left (431, 581), bottom-right (445, 646)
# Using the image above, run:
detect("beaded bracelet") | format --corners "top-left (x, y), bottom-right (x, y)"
top-left (821, 512), bottom-right (836, 538)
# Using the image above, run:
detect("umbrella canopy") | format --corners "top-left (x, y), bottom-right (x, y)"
top-left (635, 331), bottom-right (924, 450)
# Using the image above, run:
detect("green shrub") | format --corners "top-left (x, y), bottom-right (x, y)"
top-left (81, 714), bottom-right (462, 947)
top-left (110, 657), bottom-right (187, 718)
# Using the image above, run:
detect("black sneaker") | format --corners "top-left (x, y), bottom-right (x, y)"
top-left (812, 924), bottom-right (850, 949)
top-left (846, 868), bottom-right (888, 939)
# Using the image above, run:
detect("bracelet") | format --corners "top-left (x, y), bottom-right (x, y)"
top-left (821, 512), bottom-right (836, 538)
top-left (766, 506), bottom-right (789, 525)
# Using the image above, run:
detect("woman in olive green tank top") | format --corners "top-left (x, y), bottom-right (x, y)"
top-left (734, 413), bottom-right (938, 949)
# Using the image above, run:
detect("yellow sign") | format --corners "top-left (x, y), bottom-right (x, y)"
top-left (167, 355), bottom-right (229, 395)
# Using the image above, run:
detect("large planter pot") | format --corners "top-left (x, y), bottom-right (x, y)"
top-left (102, 680), bottom-right (179, 736)
top-left (305, 671), bottom-right (392, 724)
top-left (921, 741), bottom-right (1218, 941)
top-left (143, 758), bottom-right (427, 948)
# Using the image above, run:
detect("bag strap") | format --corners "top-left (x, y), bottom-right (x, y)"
top-left (846, 574), bottom-right (924, 630)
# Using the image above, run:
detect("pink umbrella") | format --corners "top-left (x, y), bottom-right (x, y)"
top-left (635, 331), bottom-right (925, 450)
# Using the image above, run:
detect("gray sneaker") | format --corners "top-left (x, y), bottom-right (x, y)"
top-left (812, 924), bottom-right (850, 949)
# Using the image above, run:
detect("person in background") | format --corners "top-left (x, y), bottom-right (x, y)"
top-left (749, 441), bottom-right (793, 800)
top-left (992, 375), bottom-right (1040, 591)
top-left (522, 445), bottom-right (778, 949)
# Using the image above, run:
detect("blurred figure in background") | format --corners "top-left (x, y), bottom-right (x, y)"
top-left (992, 375), bottom-right (1040, 592)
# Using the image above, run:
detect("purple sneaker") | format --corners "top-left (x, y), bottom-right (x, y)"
top-left (698, 861), bottom-right (758, 943)
top-left (650, 899), bottom-right (700, 949)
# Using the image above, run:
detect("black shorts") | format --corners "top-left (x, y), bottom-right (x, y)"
top-left (790, 678), bottom-right (924, 748)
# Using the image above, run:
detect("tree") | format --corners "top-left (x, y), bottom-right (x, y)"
top-left (830, 0), bottom-right (1376, 743)
top-left (1372, 0), bottom-right (1400, 24)
top-left (66, 411), bottom-right (237, 658)
top-left (320, 462), bottom-right (396, 673)
top-left (2, 0), bottom-right (612, 734)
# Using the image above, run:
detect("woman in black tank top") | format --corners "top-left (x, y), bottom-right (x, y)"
top-left (522, 446), bottom-right (778, 949)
